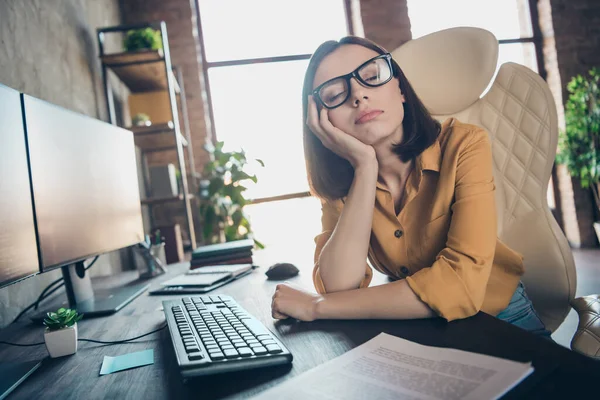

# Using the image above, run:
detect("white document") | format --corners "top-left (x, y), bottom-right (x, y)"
top-left (252, 333), bottom-right (533, 400)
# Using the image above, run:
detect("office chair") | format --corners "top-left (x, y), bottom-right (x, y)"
top-left (391, 27), bottom-right (600, 358)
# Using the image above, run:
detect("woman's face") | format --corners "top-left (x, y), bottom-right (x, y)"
top-left (312, 44), bottom-right (405, 146)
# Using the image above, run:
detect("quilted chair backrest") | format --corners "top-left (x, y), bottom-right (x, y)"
top-left (391, 27), bottom-right (577, 331)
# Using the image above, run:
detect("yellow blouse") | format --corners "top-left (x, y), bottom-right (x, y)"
top-left (312, 118), bottom-right (525, 321)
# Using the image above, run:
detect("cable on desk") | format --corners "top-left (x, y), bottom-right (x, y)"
top-left (11, 256), bottom-right (100, 324)
top-left (0, 323), bottom-right (167, 347)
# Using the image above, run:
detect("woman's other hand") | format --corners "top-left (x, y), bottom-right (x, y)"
top-left (307, 96), bottom-right (376, 169)
top-left (271, 282), bottom-right (324, 322)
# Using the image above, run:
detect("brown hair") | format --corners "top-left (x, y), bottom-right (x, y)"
top-left (302, 36), bottom-right (441, 201)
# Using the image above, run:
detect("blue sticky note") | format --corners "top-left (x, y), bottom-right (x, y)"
top-left (100, 349), bottom-right (154, 376)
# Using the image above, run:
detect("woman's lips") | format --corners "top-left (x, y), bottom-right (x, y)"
top-left (355, 110), bottom-right (383, 124)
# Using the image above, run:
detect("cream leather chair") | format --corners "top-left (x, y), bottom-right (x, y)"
top-left (391, 27), bottom-right (600, 358)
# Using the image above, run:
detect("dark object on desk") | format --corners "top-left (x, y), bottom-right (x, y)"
top-left (191, 239), bottom-right (254, 261)
top-left (265, 263), bottom-right (299, 280)
top-left (157, 224), bottom-right (185, 263)
top-left (149, 267), bottom-right (255, 295)
top-left (163, 294), bottom-right (292, 378)
top-left (190, 253), bottom-right (253, 269)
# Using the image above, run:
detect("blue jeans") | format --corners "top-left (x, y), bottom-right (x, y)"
top-left (495, 281), bottom-right (553, 338)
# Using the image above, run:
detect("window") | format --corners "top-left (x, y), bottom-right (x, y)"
top-left (197, 0), bottom-right (348, 201)
top-left (195, 1), bottom-right (348, 250)
top-left (407, 0), bottom-right (541, 74)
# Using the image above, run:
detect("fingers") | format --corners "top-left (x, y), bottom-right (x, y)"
top-left (271, 295), bottom-right (289, 319)
top-left (306, 96), bottom-right (328, 141)
top-left (318, 106), bottom-right (338, 136)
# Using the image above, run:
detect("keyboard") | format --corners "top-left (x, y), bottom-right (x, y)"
top-left (163, 295), bottom-right (293, 378)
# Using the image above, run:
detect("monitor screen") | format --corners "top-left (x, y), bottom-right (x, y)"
top-left (23, 95), bottom-right (145, 271)
top-left (0, 85), bottom-right (39, 289)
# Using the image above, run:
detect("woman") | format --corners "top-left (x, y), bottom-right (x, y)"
top-left (270, 36), bottom-right (550, 337)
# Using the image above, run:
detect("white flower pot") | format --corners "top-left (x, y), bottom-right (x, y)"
top-left (44, 323), bottom-right (78, 358)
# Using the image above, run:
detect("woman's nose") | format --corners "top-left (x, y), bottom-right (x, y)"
top-left (349, 78), bottom-right (368, 106)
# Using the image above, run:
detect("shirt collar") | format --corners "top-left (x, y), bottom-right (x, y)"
top-left (415, 117), bottom-right (455, 173)
top-left (375, 118), bottom-right (453, 191)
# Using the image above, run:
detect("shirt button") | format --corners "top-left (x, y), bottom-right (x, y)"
top-left (394, 229), bottom-right (403, 238)
top-left (400, 266), bottom-right (410, 275)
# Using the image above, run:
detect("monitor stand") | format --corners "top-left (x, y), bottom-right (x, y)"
top-left (30, 261), bottom-right (149, 323)
top-left (0, 360), bottom-right (43, 400)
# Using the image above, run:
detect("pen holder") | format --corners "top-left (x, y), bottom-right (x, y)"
top-left (134, 242), bottom-right (167, 279)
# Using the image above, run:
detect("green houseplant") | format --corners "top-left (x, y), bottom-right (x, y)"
top-left (43, 308), bottom-right (83, 358)
top-left (199, 141), bottom-right (264, 248)
top-left (557, 67), bottom-right (600, 241)
top-left (123, 27), bottom-right (163, 52)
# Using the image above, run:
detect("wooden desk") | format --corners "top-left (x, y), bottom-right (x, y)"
top-left (1, 257), bottom-right (599, 399)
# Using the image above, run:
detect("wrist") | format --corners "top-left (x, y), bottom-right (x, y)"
top-left (353, 156), bottom-right (378, 177)
top-left (312, 295), bottom-right (328, 320)
top-left (350, 148), bottom-right (377, 171)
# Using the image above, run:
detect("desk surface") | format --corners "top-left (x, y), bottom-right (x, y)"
top-left (2, 254), bottom-right (600, 400)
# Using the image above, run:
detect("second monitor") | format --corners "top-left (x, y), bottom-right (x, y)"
top-left (23, 94), bottom-right (149, 317)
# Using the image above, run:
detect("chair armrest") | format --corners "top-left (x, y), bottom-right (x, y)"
top-left (571, 295), bottom-right (600, 359)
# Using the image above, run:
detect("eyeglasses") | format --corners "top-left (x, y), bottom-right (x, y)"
top-left (312, 53), bottom-right (394, 110)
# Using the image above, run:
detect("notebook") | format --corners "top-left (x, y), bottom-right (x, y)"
top-left (160, 263), bottom-right (254, 287)
top-left (148, 266), bottom-right (256, 295)
top-left (190, 239), bottom-right (254, 260)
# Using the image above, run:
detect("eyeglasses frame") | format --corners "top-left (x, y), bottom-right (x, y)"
top-left (312, 53), bottom-right (395, 110)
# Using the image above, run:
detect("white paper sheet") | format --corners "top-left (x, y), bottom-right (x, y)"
top-left (252, 333), bottom-right (533, 400)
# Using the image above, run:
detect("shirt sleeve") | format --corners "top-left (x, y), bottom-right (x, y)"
top-left (406, 128), bottom-right (497, 321)
top-left (313, 199), bottom-right (373, 294)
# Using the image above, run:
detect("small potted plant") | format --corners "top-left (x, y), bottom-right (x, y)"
top-left (123, 27), bottom-right (163, 53)
top-left (43, 307), bottom-right (83, 358)
top-left (132, 113), bottom-right (152, 127)
top-left (198, 141), bottom-right (265, 248)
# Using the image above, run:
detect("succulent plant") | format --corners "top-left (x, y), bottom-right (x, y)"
top-left (43, 308), bottom-right (83, 331)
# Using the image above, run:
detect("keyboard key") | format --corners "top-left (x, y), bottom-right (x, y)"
top-left (209, 352), bottom-right (225, 361)
top-left (238, 348), bottom-right (253, 357)
top-left (188, 353), bottom-right (204, 361)
top-left (265, 344), bottom-right (282, 354)
top-left (224, 349), bottom-right (239, 358)
top-left (249, 343), bottom-right (263, 349)
top-left (233, 342), bottom-right (246, 348)
top-left (253, 346), bottom-right (268, 355)
top-left (260, 339), bottom-right (276, 346)
top-left (186, 347), bottom-right (200, 353)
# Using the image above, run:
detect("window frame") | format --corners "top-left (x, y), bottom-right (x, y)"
top-left (192, 0), bottom-right (545, 205)
top-left (193, 1), bottom-right (352, 204)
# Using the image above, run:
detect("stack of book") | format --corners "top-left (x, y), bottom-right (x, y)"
top-left (190, 238), bottom-right (254, 270)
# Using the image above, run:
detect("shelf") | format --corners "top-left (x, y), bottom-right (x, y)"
top-left (141, 193), bottom-right (195, 206)
top-left (127, 121), bottom-right (188, 152)
top-left (101, 50), bottom-right (181, 93)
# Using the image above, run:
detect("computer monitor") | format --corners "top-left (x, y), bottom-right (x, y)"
top-left (0, 84), bottom-right (43, 400)
top-left (22, 94), bottom-right (149, 317)
top-left (0, 84), bottom-right (39, 290)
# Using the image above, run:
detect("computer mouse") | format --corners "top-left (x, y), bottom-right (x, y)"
top-left (265, 262), bottom-right (299, 280)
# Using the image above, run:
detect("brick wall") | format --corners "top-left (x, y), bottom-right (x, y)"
top-left (358, 0), bottom-right (412, 51)
top-left (549, 0), bottom-right (600, 247)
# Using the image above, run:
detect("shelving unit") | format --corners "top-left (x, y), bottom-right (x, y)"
top-left (97, 21), bottom-right (197, 250)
